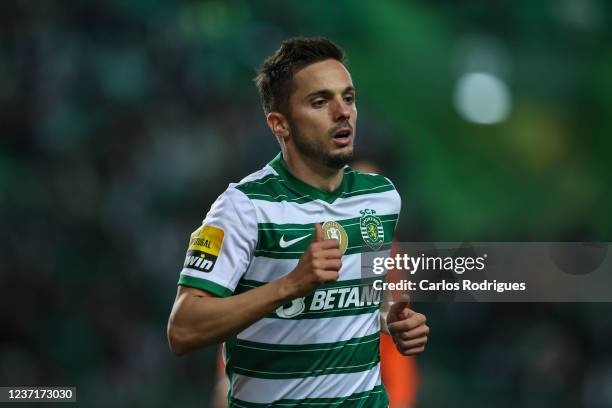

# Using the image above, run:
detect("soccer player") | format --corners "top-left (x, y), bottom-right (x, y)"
top-left (167, 37), bottom-right (429, 407)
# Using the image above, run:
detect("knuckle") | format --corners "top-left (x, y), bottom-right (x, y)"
top-left (405, 320), bottom-right (417, 330)
top-left (313, 270), bottom-right (325, 281)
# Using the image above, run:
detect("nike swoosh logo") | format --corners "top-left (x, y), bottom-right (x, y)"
top-left (279, 234), bottom-right (311, 249)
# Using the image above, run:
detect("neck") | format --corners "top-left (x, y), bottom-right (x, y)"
top-left (283, 151), bottom-right (344, 193)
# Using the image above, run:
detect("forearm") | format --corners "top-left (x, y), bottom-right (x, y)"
top-left (379, 289), bottom-right (392, 335)
top-left (168, 277), bottom-right (294, 355)
top-left (380, 312), bottom-right (390, 335)
top-left (168, 224), bottom-right (342, 355)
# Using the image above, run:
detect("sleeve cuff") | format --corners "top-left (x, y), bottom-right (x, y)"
top-left (178, 275), bottom-right (233, 297)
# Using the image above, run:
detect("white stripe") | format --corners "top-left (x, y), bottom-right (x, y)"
top-left (235, 361), bottom-right (376, 376)
top-left (236, 336), bottom-right (379, 353)
top-left (231, 363), bottom-right (381, 403)
top-left (248, 192), bottom-right (310, 202)
top-left (251, 189), bottom-right (400, 225)
top-left (232, 165), bottom-right (277, 186)
top-left (244, 175), bottom-right (281, 185)
top-left (244, 250), bottom-right (390, 282)
top-left (237, 309), bottom-right (380, 345)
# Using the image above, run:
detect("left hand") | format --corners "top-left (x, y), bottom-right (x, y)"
top-left (386, 295), bottom-right (429, 355)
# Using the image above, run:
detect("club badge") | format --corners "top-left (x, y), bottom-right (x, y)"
top-left (321, 220), bottom-right (348, 255)
top-left (360, 209), bottom-right (384, 250)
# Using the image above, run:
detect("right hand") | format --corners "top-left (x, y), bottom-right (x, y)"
top-left (283, 223), bottom-right (342, 298)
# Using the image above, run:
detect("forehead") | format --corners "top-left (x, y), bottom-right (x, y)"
top-left (291, 59), bottom-right (354, 96)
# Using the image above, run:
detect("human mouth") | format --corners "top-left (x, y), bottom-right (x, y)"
top-left (331, 127), bottom-right (352, 147)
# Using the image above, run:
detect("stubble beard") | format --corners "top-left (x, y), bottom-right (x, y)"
top-left (290, 124), bottom-right (354, 170)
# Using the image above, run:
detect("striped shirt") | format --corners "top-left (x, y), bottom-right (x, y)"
top-left (178, 153), bottom-right (401, 407)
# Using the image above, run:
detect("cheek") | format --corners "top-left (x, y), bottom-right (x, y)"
top-left (298, 111), bottom-right (330, 132)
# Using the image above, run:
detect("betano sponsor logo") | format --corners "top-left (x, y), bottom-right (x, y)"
top-left (275, 284), bottom-right (382, 318)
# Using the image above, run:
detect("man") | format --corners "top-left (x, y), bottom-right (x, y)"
top-left (168, 37), bottom-right (429, 407)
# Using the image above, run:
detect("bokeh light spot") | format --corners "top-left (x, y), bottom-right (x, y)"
top-left (454, 72), bottom-right (512, 125)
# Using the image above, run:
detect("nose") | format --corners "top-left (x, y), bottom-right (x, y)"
top-left (333, 97), bottom-right (352, 122)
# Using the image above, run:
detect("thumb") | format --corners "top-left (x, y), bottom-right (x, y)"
top-left (314, 223), bottom-right (324, 242)
top-left (389, 294), bottom-right (412, 318)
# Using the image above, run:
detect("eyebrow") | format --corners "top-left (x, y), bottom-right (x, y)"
top-left (304, 86), bottom-right (355, 100)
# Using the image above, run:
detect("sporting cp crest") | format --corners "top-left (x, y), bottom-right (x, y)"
top-left (359, 209), bottom-right (384, 250)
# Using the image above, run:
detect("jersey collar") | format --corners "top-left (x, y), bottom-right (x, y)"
top-left (269, 153), bottom-right (349, 204)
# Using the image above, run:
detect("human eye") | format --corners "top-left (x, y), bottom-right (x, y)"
top-left (311, 99), bottom-right (327, 108)
top-left (344, 94), bottom-right (355, 104)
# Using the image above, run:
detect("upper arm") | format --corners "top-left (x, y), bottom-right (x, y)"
top-left (170, 285), bottom-right (216, 319)
top-left (177, 187), bottom-right (258, 296)
top-left (177, 284), bottom-right (216, 300)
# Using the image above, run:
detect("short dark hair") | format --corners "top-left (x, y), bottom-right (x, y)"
top-left (254, 37), bottom-right (346, 116)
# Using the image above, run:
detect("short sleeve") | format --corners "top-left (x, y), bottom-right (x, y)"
top-left (384, 176), bottom-right (402, 232)
top-left (178, 187), bottom-right (257, 297)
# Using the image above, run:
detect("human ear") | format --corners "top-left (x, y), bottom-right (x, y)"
top-left (266, 112), bottom-right (290, 141)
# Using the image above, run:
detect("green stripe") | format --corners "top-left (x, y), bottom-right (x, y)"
top-left (236, 175), bottom-right (311, 203)
top-left (235, 153), bottom-right (396, 204)
top-left (255, 215), bottom-right (398, 259)
top-left (225, 335), bottom-right (237, 404)
top-left (254, 242), bottom-right (392, 259)
top-left (236, 277), bottom-right (383, 320)
top-left (231, 333), bottom-right (380, 379)
top-left (236, 277), bottom-right (378, 291)
top-left (229, 384), bottom-right (388, 408)
top-left (257, 214), bottom-right (398, 233)
top-left (340, 182), bottom-right (395, 198)
top-left (235, 331), bottom-right (379, 353)
top-left (178, 275), bottom-right (233, 297)
top-left (267, 153), bottom-right (348, 204)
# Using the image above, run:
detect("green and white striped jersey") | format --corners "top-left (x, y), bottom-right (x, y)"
top-left (178, 153), bottom-right (401, 407)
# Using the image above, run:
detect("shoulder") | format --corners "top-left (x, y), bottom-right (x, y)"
top-left (231, 164), bottom-right (288, 201)
top-left (206, 166), bottom-right (275, 217)
top-left (209, 162), bottom-right (289, 215)
top-left (344, 167), bottom-right (400, 197)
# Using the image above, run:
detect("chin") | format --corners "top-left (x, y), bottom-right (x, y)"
top-left (325, 151), bottom-right (353, 169)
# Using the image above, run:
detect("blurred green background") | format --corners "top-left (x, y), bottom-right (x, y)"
top-left (1, 1), bottom-right (611, 407)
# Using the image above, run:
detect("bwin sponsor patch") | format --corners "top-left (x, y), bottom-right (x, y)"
top-left (183, 225), bottom-right (224, 272)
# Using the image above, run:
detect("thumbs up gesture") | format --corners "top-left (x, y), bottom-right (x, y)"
top-left (386, 295), bottom-right (429, 355)
top-left (283, 223), bottom-right (343, 298)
